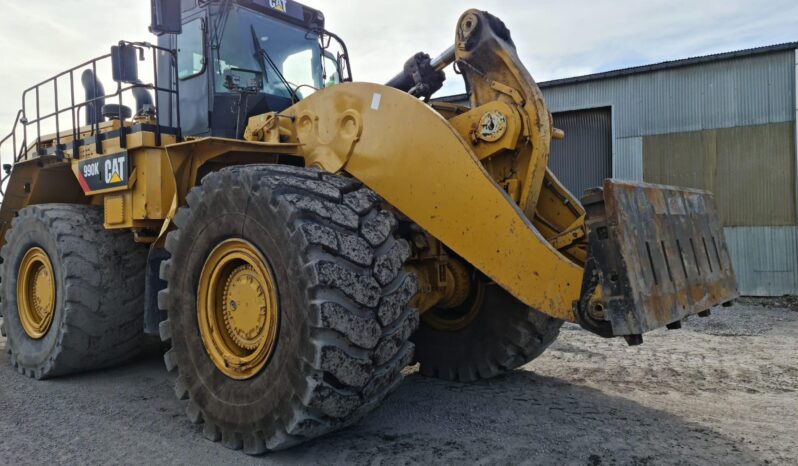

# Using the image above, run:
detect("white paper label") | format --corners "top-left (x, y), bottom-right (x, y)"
top-left (371, 93), bottom-right (382, 110)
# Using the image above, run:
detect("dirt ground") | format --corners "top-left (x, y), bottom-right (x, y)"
top-left (0, 302), bottom-right (795, 465)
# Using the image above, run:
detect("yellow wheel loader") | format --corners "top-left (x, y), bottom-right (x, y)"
top-left (0, 0), bottom-right (737, 454)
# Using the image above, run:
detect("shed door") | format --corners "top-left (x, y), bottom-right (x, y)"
top-left (548, 107), bottom-right (612, 197)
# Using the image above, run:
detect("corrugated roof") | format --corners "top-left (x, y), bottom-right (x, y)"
top-left (436, 41), bottom-right (798, 101)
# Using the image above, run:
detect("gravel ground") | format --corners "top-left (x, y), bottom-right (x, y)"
top-left (0, 303), bottom-right (795, 465)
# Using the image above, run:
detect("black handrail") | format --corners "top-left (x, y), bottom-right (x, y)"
top-left (0, 109), bottom-right (24, 196)
top-left (0, 41), bottom-right (181, 195)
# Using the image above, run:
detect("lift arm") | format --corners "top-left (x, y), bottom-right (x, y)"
top-left (245, 9), bottom-right (738, 338)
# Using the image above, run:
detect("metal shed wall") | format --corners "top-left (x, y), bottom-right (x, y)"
top-left (549, 108), bottom-right (613, 196)
top-left (541, 49), bottom-right (796, 181)
top-left (541, 48), bottom-right (798, 296)
top-left (642, 122), bottom-right (796, 226)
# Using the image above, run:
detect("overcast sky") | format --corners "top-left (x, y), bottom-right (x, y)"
top-left (0, 0), bottom-right (796, 139)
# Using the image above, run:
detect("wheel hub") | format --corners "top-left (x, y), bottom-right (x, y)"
top-left (17, 247), bottom-right (56, 339)
top-left (197, 239), bottom-right (279, 380)
top-left (422, 261), bottom-right (485, 332)
top-left (222, 264), bottom-right (269, 351)
top-left (438, 260), bottom-right (471, 309)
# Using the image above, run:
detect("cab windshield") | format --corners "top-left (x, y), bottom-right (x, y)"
top-left (214, 6), bottom-right (339, 99)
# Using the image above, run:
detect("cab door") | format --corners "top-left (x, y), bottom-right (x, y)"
top-left (174, 14), bottom-right (210, 136)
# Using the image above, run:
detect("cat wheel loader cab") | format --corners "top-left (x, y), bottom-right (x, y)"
top-left (0, 0), bottom-right (738, 454)
top-left (158, 0), bottom-right (351, 137)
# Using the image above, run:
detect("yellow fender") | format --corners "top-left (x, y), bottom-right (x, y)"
top-left (0, 157), bottom-right (85, 246)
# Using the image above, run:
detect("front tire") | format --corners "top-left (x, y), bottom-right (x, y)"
top-left (158, 165), bottom-right (418, 453)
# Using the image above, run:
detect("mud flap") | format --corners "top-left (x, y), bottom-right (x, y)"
top-left (575, 180), bottom-right (739, 341)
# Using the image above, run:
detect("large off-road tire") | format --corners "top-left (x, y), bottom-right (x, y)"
top-left (158, 165), bottom-right (418, 454)
top-left (412, 274), bottom-right (562, 382)
top-left (0, 204), bottom-right (147, 379)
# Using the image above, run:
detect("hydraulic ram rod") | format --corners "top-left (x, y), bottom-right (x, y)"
top-left (430, 45), bottom-right (456, 72)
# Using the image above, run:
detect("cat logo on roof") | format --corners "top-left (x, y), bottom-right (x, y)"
top-left (269, 0), bottom-right (288, 12)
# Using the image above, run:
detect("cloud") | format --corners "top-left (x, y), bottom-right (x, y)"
top-left (0, 0), bottom-right (795, 139)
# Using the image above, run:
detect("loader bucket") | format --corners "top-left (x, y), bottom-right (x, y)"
top-left (576, 180), bottom-right (739, 340)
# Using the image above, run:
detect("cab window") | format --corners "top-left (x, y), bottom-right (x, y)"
top-left (283, 49), bottom-right (316, 98)
top-left (177, 18), bottom-right (205, 79)
top-left (215, 6), bottom-right (323, 99)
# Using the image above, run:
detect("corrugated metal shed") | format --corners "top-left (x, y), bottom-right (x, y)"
top-left (643, 122), bottom-right (796, 226)
top-left (542, 51), bottom-right (794, 138)
top-left (437, 42), bottom-right (798, 296)
top-left (438, 42), bottom-right (797, 183)
top-left (549, 108), bottom-right (612, 196)
top-left (725, 227), bottom-right (798, 295)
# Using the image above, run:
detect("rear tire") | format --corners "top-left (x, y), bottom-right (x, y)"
top-left (0, 204), bottom-right (146, 379)
top-left (412, 276), bottom-right (562, 382)
top-left (158, 165), bottom-right (418, 453)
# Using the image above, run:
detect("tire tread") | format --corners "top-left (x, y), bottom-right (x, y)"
top-left (158, 166), bottom-right (417, 452)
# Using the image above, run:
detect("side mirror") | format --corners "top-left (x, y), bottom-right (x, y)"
top-left (150, 0), bottom-right (182, 36)
top-left (111, 45), bottom-right (140, 84)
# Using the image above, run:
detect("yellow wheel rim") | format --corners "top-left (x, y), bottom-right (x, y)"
top-left (422, 280), bottom-right (485, 332)
top-left (17, 247), bottom-right (56, 339)
top-left (197, 239), bottom-right (279, 380)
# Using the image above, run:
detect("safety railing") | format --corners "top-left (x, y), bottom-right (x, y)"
top-left (0, 41), bottom-right (182, 198)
